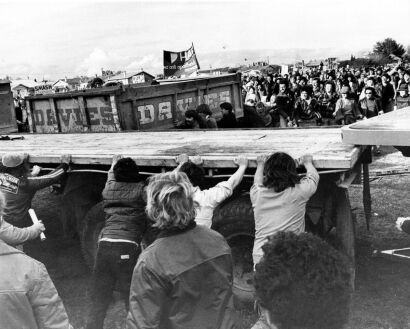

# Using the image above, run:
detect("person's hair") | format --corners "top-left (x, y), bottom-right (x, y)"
top-left (185, 109), bottom-right (199, 120)
top-left (382, 73), bottom-right (391, 81)
top-left (366, 76), bottom-right (375, 83)
top-left (364, 86), bottom-right (375, 95)
top-left (113, 158), bottom-right (140, 182)
top-left (146, 171), bottom-right (197, 230)
top-left (300, 85), bottom-right (311, 95)
top-left (263, 152), bottom-right (300, 192)
top-left (220, 102), bottom-right (233, 112)
top-left (196, 103), bottom-right (212, 116)
top-left (179, 162), bottom-right (205, 187)
top-left (254, 231), bottom-right (352, 329)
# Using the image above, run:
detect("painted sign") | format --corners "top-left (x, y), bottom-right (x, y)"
top-left (32, 100), bottom-right (57, 133)
top-left (34, 84), bottom-right (54, 95)
top-left (55, 99), bottom-right (85, 132)
top-left (163, 43), bottom-right (200, 78)
top-left (85, 97), bottom-right (116, 132)
top-left (131, 75), bottom-right (145, 84)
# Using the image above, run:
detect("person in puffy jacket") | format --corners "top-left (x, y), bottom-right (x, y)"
top-left (0, 194), bottom-right (72, 329)
top-left (86, 155), bottom-right (148, 329)
top-left (126, 171), bottom-right (236, 329)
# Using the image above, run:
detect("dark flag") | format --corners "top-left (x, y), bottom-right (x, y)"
top-left (163, 43), bottom-right (200, 78)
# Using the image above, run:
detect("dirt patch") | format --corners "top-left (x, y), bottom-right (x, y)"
top-left (24, 151), bottom-right (410, 329)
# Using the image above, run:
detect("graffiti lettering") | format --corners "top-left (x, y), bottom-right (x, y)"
top-left (158, 102), bottom-right (172, 120)
top-left (137, 105), bottom-right (155, 124)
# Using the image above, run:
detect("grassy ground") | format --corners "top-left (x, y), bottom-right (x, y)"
top-left (25, 147), bottom-right (410, 329)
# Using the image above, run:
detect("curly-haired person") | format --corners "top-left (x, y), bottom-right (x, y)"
top-left (252, 231), bottom-right (352, 329)
top-left (251, 153), bottom-right (319, 266)
top-left (126, 171), bottom-right (236, 329)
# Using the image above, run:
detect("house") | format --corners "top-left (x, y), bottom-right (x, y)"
top-left (11, 80), bottom-right (39, 98)
top-left (53, 77), bottom-right (87, 93)
top-left (305, 60), bottom-right (323, 69)
top-left (105, 71), bottom-right (155, 85)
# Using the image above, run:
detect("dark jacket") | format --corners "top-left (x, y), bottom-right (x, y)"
top-left (217, 112), bottom-right (237, 128)
top-left (126, 223), bottom-right (236, 329)
top-left (0, 240), bottom-right (72, 329)
top-left (101, 171), bottom-right (148, 242)
top-left (0, 164), bottom-right (68, 227)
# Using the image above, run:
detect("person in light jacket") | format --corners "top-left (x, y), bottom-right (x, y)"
top-left (126, 171), bottom-right (236, 329)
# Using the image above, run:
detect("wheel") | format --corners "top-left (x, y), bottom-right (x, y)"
top-left (213, 194), bottom-right (255, 303)
top-left (81, 202), bottom-right (105, 269)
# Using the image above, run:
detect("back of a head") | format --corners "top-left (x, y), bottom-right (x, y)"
top-left (263, 152), bottom-right (300, 192)
top-left (113, 158), bottom-right (140, 182)
top-left (146, 171), bottom-right (196, 230)
top-left (179, 162), bottom-right (205, 187)
top-left (185, 109), bottom-right (198, 119)
top-left (220, 102), bottom-right (233, 112)
top-left (254, 231), bottom-right (351, 329)
top-left (196, 103), bottom-right (212, 116)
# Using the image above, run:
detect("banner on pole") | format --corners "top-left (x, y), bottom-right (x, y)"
top-left (163, 43), bottom-right (200, 78)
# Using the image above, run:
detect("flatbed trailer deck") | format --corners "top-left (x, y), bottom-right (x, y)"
top-left (0, 128), bottom-right (361, 169)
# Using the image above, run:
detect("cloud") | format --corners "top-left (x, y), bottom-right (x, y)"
top-left (75, 48), bottom-right (127, 76)
top-left (75, 49), bottom-right (163, 77)
top-left (126, 55), bottom-right (162, 73)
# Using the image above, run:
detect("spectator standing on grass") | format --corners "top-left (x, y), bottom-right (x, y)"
top-left (245, 86), bottom-right (259, 106)
top-left (250, 152), bottom-right (319, 266)
top-left (0, 193), bottom-right (73, 329)
top-left (381, 73), bottom-right (395, 113)
top-left (293, 86), bottom-right (322, 126)
top-left (251, 231), bottom-right (351, 329)
top-left (395, 84), bottom-right (410, 110)
top-left (217, 102), bottom-right (237, 128)
top-left (359, 87), bottom-right (382, 119)
top-left (176, 153), bottom-right (248, 228)
top-left (318, 81), bottom-right (338, 125)
top-left (126, 171), bottom-right (236, 329)
top-left (86, 155), bottom-right (148, 329)
top-left (334, 86), bottom-right (361, 125)
top-left (0, 153), bottom-right (70, 228)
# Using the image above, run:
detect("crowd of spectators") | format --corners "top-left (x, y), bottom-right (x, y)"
top-left (241, 63), bottom-right (410, 128)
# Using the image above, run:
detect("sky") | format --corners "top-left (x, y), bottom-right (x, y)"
top-left (0, 0), bottom-right (409, 80)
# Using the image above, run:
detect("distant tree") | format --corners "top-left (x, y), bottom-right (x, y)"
top-left (373, 38), bottom-right (405, 58)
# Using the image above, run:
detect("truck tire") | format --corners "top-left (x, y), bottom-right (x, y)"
top-left (81, 202), bottom-right (105, 269)
top-left (212, 194), bottom-right (255, 304)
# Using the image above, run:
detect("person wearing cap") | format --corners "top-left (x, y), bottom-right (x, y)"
top-left (395, 83), bottom-right (410, 110)
top-left (217, 102), bottom-right (237, 128)
top-left (0, 193), bottom-right (73, 329)
top-left (0, 153), bottom-right (71, 228)
top-left (334, 86), bottom-right (361, 125)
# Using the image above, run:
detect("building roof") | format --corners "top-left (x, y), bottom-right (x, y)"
top-left (106, 70), bottom-right (155, 81)
top-left (11, 79), bottom-right (39, 89)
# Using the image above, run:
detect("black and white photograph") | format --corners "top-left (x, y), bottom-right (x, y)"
top-left (1, 0), bottom-right (410, 328)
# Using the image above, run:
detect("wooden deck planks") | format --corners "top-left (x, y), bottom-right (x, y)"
top-left (0, 128), bottom-right (361, 169)
top-left (342, 108), bottom-right (410, 146)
